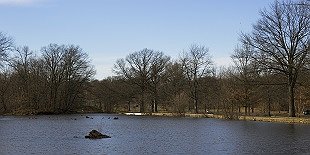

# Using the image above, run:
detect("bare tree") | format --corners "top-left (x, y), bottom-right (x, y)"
top-left (114, 49), bottom-right (153, 112)
top-left (231, 44), bottom-right (260, 115)
top-left (28, 58), bottom-right (48, 110)
top-left (163, 62), bottom-right (188, 113)
top-left (42, 44), bottom-right (95, 112)
top-left (149, 52), bottom-right (170, 112)
top-left (181, 44), bottom-right (213, 113)
top-left (0, 32), bottom-right (96, 114)
top-left (241, 0), bottom-right (310, 117)
top-left (10, 46), bottom-right (34, 107)
top-left (0, 32), bottom-right (14, 67)
top-left (61, 45), bottom-right (95, 111)
top-left (114, 48), bottom-right (170, 112)
top-left (0, 69), bottom-right (11, 113)
top-left (0, 32), bottom-right (14, 113)
top-left (42, 44), bottom-right (66, 111)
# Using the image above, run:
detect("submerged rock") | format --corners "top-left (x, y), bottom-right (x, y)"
top-left (85, 130), bottom-right (111, 139)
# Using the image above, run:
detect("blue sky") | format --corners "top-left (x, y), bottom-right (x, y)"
top-left (0, 0), bottom-right (272, 80)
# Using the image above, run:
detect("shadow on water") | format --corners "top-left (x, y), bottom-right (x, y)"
top-left (0, 114), bottom-right (310, 155)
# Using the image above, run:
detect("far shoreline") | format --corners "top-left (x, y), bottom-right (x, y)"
top-left (121, 112), bottom-right (310, 124)
top-left (1, 111), bottom-right (310, 124)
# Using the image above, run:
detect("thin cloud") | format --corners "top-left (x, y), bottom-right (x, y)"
top-left (0, 0), bottom-right (44, 6)
top-left (214, 57), bottom-right (233, 68)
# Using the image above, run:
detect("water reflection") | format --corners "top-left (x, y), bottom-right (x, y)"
top-left (0, 114), bottom-right (310, 155)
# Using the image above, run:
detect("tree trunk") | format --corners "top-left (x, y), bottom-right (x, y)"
top-left (154, 86), bottom-right (158, 112)
top-left (231, 103), bottom-right (234, 113)
top-left (288, 76), bottom-right (296, 117)
top-left (151, 100), bottom-right (154, 113)
top-left (194, 99), bottom-right (198, 113)
top-left (194, 81), bottom-right (198, 114)
top-left (140, 90), bottom-right (145, 113)
top-left (127, 101), bottom-right (131, 112)
top-left (248, 106), bottom-right (252, 115)
top-left (154, 99), bottom-right (158, 112)
top-left (268, 97), bottom-right (271, 117)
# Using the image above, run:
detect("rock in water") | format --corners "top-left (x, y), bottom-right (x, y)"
top-left (85, 130), bottom-right (111, 139)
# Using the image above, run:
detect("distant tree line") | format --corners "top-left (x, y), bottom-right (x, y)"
top-left (87, 0), bottom-right (309, 117)
top-left (0, 0), bottom-right (309, 117)
top-left (0, 33), bottom-right (95, 114)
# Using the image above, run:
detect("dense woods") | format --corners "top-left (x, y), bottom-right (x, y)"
top-left (0, 0), bottom-right (309, 117)
top-left (0, 35), bottom-right (95, 114)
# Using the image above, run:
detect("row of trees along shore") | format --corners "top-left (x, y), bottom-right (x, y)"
top-left (0, 38), bottom-right (95, 114)
top-left (0, 0), bottom-right (309, 117)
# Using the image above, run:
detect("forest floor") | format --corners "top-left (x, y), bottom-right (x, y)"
top-left (123, 112), bottom-right (310, 124)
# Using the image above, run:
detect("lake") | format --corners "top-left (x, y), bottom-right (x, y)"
top-left (0, 114), bottom-right (310, 155)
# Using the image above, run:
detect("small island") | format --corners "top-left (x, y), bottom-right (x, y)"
top-left (85, 130), bottom-right (111, 139)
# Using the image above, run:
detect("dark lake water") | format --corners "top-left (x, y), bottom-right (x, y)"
top-left (1, 114), bottom-right (310, 155)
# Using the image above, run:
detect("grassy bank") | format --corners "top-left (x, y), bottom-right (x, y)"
top-left (236, 115), bottom-right (310, 124)
top-left (123, 112), bottom-right (310, 124)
